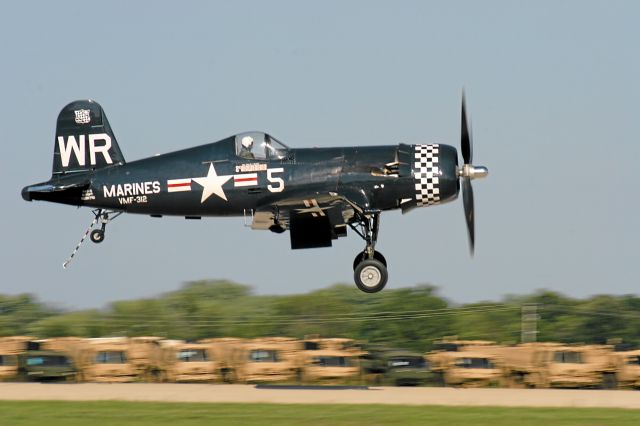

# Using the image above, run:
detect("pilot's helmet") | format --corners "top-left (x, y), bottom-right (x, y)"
top-left (241, 136), bottom-right (254, 148)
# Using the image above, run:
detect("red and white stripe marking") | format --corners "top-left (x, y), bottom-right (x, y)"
top-left (233, 173), bottom-right (258, 187)
top-left (167, 178), bottom-right (192, 192)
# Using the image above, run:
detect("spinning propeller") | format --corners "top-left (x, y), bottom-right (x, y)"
top-left (458, 93), bottom-right (488, 254)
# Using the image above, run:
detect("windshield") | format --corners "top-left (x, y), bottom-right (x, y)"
top-left (553, 351), bottom-right (583, 364)
top-left (264, 134), bottom-right (288, 159)
top-left (95, 351), bottom-right (127, 364)
top-left (454, 357), bottom-right (494, 369)
top-left (26, 355), bottom-right (70, 367)
top-left (249, 349), bottom-right (279, 362)
top-left (177, 349), bottom-right (208, 362)
top-left (312, 356), bottom-right (351, 367)
top-left (235, 132), bottom-right (288, 160)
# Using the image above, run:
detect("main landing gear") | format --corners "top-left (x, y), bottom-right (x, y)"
top-left (349, 211), bottom-right (388, 293)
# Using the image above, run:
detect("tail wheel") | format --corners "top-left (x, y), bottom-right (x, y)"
top-left (90, 229), bottom-right (105, 243)
top-left (354, 259), bottom-right (388, 293)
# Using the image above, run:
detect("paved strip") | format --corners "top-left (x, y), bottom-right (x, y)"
top-left (0, 384), bottom-right (639, 409)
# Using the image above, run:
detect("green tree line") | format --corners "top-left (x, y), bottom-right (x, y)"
top-left (2, 280), bottom-right (640, 352)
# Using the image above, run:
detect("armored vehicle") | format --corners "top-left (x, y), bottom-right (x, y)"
top-left (198, 337), bottom-right (247, 382)
top-left (234, 337), bottom-right (302, 383)
top-left (360, 345), bottom-right (434, 386)
top-left (17, 341), bottom-right (78, 381)
top-left (374, 349), bottom-right (433, 386)
top-left (427, 349), bottom-right (504, 387)
top-left (297, 349), bottom-right (362, 385)
top-left (78, 337), bottom-right (159, 382)
top-left (79, 338), bottom-right (136, 382)
top-left (542, 345), bottom-right (617, 389)
top-left (157, 340), bottom-right (219, 382)
top-left (492, 342), bottom-right (559, 388)
top-left (427, 338), bottom-right (505, 387)
top-left (498, 343), bottom-right (617, 389)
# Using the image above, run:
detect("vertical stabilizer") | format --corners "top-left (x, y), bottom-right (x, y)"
top-left (52, 100), bottom-right (125, 175)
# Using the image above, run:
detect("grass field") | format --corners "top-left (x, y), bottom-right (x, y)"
top-left (1, 401), bottom-right (639, 426)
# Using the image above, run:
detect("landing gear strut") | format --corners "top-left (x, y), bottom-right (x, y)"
top-left (349, 211), bottom-right (388, 293)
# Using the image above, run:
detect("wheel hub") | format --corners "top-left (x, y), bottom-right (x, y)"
top-left (360, 266), bottom-right (381, 287)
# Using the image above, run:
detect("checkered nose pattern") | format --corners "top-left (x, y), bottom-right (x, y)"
top-left (414, 144), bottom-right (440, 207)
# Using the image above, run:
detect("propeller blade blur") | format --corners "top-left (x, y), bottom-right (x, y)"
top-left (462, 176), bottom-right (475, 255)
top-left (461, 93), bottom-right (473, 165)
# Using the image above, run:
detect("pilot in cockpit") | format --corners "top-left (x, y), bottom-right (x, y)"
top-left (239, 136), bottom-right (255, 159)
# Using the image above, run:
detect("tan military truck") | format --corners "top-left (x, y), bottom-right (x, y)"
top-left (612, 349), bottom-right (640, 389)
top-left (198, 337), bottom-right (246, 382)
top-left (156, 340), bottom-right (219, 382)
top-left (297, 348), bottom-right (362, 385)
top-left (78, 337), bottom-right (159, 382)
top-left (486, 342), bottom-right (556, 388)
top-left (233, 337), bottom-right (302, 383)
top-left (0, 336), bottom-right (31, 380)
top-left (547, 344), bottom-right (617, 388)
top-left (427, 338), bottom-right (503, 385)
top-left (500, 343), bottom-right (618, 389)
top-left (427, 349), bottom-right (505, 387)
top-left (129, 336), bottom-right (162, 374)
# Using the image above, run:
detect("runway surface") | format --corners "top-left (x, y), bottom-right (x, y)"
top-left (0, 383), bottom-right (639, 409)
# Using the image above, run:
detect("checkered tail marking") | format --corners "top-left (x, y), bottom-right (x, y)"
top-left (414, 144), bottom-right (440, 207)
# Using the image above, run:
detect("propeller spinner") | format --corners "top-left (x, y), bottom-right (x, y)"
top-left (458, 93), bottom-right (488, 254)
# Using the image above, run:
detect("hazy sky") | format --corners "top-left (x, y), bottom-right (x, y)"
top-left (2, 1), bottom-right (638, 309)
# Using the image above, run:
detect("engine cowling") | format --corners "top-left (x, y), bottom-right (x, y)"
top-left (398, 143), bottom-right (460, 212)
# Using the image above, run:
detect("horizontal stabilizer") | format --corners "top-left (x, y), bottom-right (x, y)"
top-left (22, 179), bottom-right (89, 203)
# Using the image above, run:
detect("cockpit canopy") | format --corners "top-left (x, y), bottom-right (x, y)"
top-left (235, 131), bottom-right (288, 161)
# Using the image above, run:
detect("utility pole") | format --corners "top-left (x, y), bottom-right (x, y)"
top-left (521, 303), bottom-right (538, 343)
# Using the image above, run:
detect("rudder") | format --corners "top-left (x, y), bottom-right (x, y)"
top-left (52, 100), bottom-right (125, 175)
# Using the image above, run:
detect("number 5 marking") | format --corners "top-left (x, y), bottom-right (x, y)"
top-left (267, 168), bottom-right (285, 193)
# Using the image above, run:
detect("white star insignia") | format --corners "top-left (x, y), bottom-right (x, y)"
top-left (192, 163), bottom-right (233, 202)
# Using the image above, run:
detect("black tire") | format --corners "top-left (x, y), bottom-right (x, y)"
top-left (15, 369), bottom-right (28, 382)
top-left (433, 371), bottom-right (446, 387)
top-left (601, 372), bottom-right (618, 390)
top-left (352, 251), bottom-right (387, 270)
top-left (354, 259), bottom-right (388, 293)
top-left (90, 229), bottom-right (105, 243)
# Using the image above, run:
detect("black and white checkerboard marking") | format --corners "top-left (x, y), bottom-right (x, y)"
top-left (414, 144), bottom-right (440, 207)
